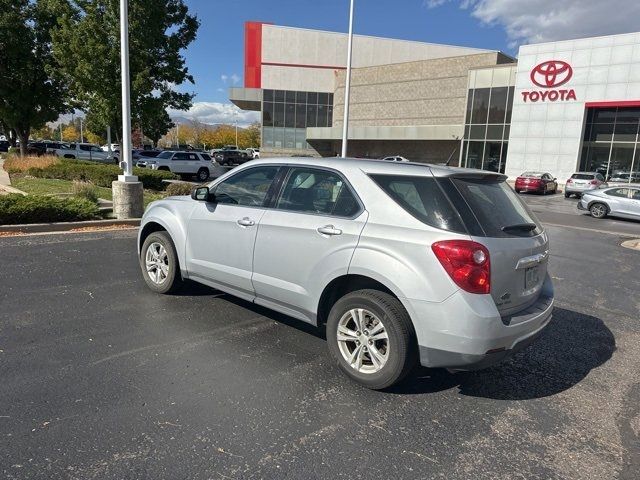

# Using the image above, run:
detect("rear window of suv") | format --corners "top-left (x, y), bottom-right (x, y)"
top-left (445, 177), bottom-right (542, 237)
top-left (372, 174), bottom-right (542, 238)
top-left (571, 173), bottom-right (595, 180)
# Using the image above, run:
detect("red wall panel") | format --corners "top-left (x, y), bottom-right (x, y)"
top-left (244, 21), bottom-right (264, 88)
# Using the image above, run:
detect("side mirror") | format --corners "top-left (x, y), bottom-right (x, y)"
top-left (553, 178), bottom-right (557, 181)
top-left (191, 186), bottom-right (213, 202)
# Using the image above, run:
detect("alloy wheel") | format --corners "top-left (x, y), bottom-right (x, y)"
top-left (145, 242), bottom-right (169, 285)
top-left (336, 308), bottom-right (389, 374)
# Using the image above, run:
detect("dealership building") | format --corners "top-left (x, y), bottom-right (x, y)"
top-left (230, 22), bottom-right (640, 182)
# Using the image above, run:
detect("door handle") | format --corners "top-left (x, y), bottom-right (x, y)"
top-left (237, 217), bottom-right (255, 227)
top-left (317, 225), bottom-right (342, 236)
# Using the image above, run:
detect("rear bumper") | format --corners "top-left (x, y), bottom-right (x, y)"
top-left (565, 185), bottom-right (597, 194)
top-left (404, 274), bottom-right (554, 370)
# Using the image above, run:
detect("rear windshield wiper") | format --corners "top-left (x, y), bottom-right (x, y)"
top-left (501, 223), bottom-right (537, 232)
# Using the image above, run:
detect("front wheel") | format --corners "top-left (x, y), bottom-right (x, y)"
top-left (564, 192), bottom-right (571, 198)
top-left (326, 289), bottom-right (417, 390)
top-left (589, 202), bottom-right (608, 219)
top-left (140, 231), bottom-right (183, 294)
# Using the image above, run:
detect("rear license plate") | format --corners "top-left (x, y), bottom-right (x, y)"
top-left (525, 266), bottom-right (539, 291)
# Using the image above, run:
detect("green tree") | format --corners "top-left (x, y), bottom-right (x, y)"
top-left (49, 0), bottom-right (199, 144)
top-left (140, 97), bottom-right (174, 147)
top-left (0, 0), bottom-right (69, 156)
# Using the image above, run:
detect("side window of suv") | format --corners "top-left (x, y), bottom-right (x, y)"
top-left (173, 152), bottom-right (189, 161)
top-left (276, 167), bottom-right (360, 217)
top-left (200, 153), bottom-right (212, 161)
top-left (79, 144), bottom-right (91, 151)
top-left (213, 166), bottom-right (279, 207)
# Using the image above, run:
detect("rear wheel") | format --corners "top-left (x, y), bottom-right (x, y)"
top-left (589, 202), bottom-right (608, 219)
top-left (326, 289), bottom-right (417, 390)
top-left (564, 192), bottom-right (571, 198)
top-left (140, 231), bottom-right (183, 294)
top-left (197, 168), bottom-right (209, 182)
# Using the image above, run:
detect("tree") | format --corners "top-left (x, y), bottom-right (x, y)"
top-left (62, 124), bottom-right (79, 142)
top-left (241, 122), bottom-right (261, 149)
top-left (0, 0), bottom-right (69, 156)
top-left (49, 0), bottom-right (199, 144)
top-left (85, 131), bottom-right (104, 145)
top-left (140, 98), bottom-right (174, 147)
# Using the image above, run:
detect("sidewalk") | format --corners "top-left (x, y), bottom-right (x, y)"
top-left (0, 159), bottom-right (26, 195)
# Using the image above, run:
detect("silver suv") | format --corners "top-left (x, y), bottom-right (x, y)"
top-left (144, 151), bottom-right (218, 182)
top-left (138, 158), bottom-right (553, 389)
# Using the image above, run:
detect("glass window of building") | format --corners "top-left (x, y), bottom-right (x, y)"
top-left (461, 84), bottom-right (511, 173)
top-left (580, 106), bottom-right (640, 181)
top-left (261, 89), bottom-right (334, 151)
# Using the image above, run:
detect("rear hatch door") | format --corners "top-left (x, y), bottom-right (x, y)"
top-left (439, 174), bottom-right (549, 315)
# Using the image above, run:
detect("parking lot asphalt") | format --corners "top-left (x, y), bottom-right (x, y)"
top-left (1, 219), bottom-right (639, 479)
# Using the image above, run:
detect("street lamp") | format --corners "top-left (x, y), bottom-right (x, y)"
top-left (341, 0), bottom-right (355, 158)
top-left (234, 110), bottom-right (239, 147)
top-left (111, 0), bottom-right (143, 219)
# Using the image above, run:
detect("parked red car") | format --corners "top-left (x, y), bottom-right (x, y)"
top-left (515, 172), bottom-right (558, 194)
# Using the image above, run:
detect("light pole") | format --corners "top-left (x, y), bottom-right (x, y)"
top-left (80, 117), bottom-right (84, 143)
top-left (234, 110), bottom-right (239, 147)
top-left (341, 0), bottom-right (355, 158)
top-left (112, 0), bottom-right (143, 218)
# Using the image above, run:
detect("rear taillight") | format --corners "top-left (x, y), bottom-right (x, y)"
top-left (431, 240), bottom-right (491, 294)
top-left (566, 178), bottom-right (573, 183)
top-left (590, 180), bottom-right (598, 185)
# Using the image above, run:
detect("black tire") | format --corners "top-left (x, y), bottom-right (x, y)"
top-left (326, 289), bottom-right (417, 390)
top-left (139, 231), bottom-right (183, 294)
top-left (64, 154), bottom-right (75, 159)
top-left (564, 192), bottom-right (571, 198)
top-left (158, 166), bottom-right (170, 171)
top-left (515, 189), bottom-right (521, 194)
top-left (197, 168), bottom-right (209, 182)
top-left (589, 202), bottom-right (608, 219)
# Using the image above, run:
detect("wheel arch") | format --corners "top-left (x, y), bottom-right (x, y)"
top-left (316, 274), bottom-right (399, 326)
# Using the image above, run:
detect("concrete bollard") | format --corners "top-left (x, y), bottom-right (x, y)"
top-left (112, 180), bottom-right (144, 219)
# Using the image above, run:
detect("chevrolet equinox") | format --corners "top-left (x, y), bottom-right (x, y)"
top-left (138, 158), bottom-right (553, 389)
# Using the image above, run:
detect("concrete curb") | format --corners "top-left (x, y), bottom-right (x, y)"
top-left (0, 218), bottom-right (140, 234)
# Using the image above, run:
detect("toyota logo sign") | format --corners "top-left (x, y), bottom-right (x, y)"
top-left (530, 60), bottom-right (573, 88)
top-left (522, 60), bottom-right (576, 103)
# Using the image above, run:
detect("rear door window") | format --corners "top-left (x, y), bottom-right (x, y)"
top-left (370, 175), bottom-right (466, 233)
top-left (276, 167), bottom-right (361, 217)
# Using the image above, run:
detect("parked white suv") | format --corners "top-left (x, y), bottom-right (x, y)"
top-left (246, 148), bottom-right (260, 159)
top-left (138, 158), bottom-right (553, 389)
top-left (144, 151), bottom-right (218, 182)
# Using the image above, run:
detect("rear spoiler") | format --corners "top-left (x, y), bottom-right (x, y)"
top-left (448, 172), bottom-right (508, 182)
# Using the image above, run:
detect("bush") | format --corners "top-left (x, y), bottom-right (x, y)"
top-left (26, 159), bottom-right (177, 190)
top-left (165, 182), bottom-right (197, 196)
top-left (72, 181), bottom-right (99, 203)
top-left (0, 194), bottom-right (100, 225)
top-left (4, 155), bottom-right (59, 174)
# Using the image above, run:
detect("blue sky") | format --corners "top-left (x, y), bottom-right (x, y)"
top-left (181, 0), bottom-right (511, 104)
top-left (172, 0), bottom-right (640, 124)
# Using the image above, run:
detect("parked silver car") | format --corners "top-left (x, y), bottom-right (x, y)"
top-left (564, 172), bottom-right (607, 198)
top-left (138, 158), bottom-right (553, 389)
top-left (578, 186), bottom-right (640, 220)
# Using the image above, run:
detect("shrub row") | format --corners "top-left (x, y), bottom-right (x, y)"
top-left (0, 194), bottom-right (100, 225)
top-left (165, 182), bottom-right (197, 196)
top-left (26, 159), bottom-right (177, 190)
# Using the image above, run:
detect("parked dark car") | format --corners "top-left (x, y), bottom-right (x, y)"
top-left (515, 172), bottom-right (558, 194)
top-left (214, 149), bottom-right (249, 166)
top-left (0, 140), bottom-right (10, 153)
top-left (29, 141), bottom-right (68, 156)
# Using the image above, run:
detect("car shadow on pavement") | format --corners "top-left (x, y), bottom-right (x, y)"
top-left (391, 307), bottom-right (616, 400)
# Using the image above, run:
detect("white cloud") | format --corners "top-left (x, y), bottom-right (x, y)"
top-left (428, 1), bottom-right (640, 46)
top-left (168, 102), bottom-right (260, 127)
top-left (230, 73), bottom-right (241, 85)
top-left (220, 74), bottom-right (228, 83)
